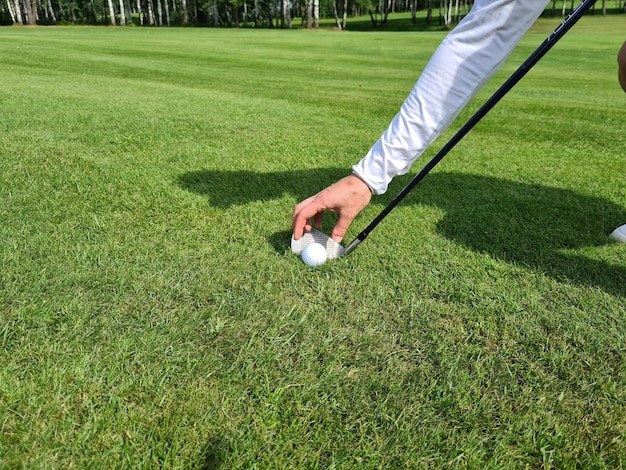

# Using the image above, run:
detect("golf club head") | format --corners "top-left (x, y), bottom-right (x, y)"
top-left (610, 224), bottom-right (626, 243)
top-left (291, 228), bottom-right (345, 259)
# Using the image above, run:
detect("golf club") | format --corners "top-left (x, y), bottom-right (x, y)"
top-left (291, 0), bottom-right (597, 260)
top-left (339, 0), bottom-right (598, 255)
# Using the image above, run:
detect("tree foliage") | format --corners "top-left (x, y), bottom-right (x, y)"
top-left (1, 0), bottom-right (624, 28)
top-left (0, 0), bottom-right (475, 27)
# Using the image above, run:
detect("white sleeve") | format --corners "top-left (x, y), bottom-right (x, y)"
top-left (353, 0), bottom-right (551, 195)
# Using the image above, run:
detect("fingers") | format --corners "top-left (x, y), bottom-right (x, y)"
top-left (292, 174), bottom-right (373, 242)
top-left (313, 212), bottom-right (323, 229)
top-left (331, 214), bottom-right (352, 243)
top-left (292, 196), bottom-right (323, 240)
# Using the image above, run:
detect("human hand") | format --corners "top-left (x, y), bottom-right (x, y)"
top-left (292, 174), bottom-right (372, 243)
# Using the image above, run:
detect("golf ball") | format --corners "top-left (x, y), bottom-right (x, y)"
top-left (301, 242), bottom-right (327, 267)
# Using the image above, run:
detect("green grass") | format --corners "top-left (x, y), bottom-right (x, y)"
top-left (1, 14), bottom-right (626, 469)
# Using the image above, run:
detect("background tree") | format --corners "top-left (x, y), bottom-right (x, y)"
top-left (1, 0), bottom-right (623, 27)
top-left (107, 0), bottom-right (116, 24)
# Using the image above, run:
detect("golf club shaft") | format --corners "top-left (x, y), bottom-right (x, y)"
top-left (344, 0), bottom-right (597, 256)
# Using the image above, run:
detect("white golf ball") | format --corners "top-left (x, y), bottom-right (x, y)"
top-left (301, 242), bottom-right (328, 267)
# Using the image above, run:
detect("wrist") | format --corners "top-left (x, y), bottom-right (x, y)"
top-left (350, 172), bottom-right (374, 194)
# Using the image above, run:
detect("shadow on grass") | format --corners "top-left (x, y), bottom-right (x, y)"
top-left (341, 15), bottom-right (447, 32)
top-left (199, 436), bottom-right (230, 469)
top-left (179, 168), bottom-right (626, 296)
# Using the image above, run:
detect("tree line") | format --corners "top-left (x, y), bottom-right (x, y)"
top-left (1, 0), bottom-right (624, 28)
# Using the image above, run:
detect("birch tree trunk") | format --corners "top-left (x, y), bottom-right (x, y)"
top-left (136, 0), bottom-right (144, 24)
top-left (15, 0), bottom-right (23, 24)
top-left (107, 0), bottom-right (116, 25)
top-left (118, 0), bottom-right (126, 24)
top-left (313, 0), bottom-right (318, 28)
top-left (147, 0), bottom-right (155, 25)
top-left (47, 0), bottom-right (57, 23)
top-left (156, 0), bottom-right (163, 25)
top-left (443, 0), bottom-right (453, 28)
top-left (332, 0), bottom-right (340, 28)
top-left (6, 0), bottom-right (17, 23)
